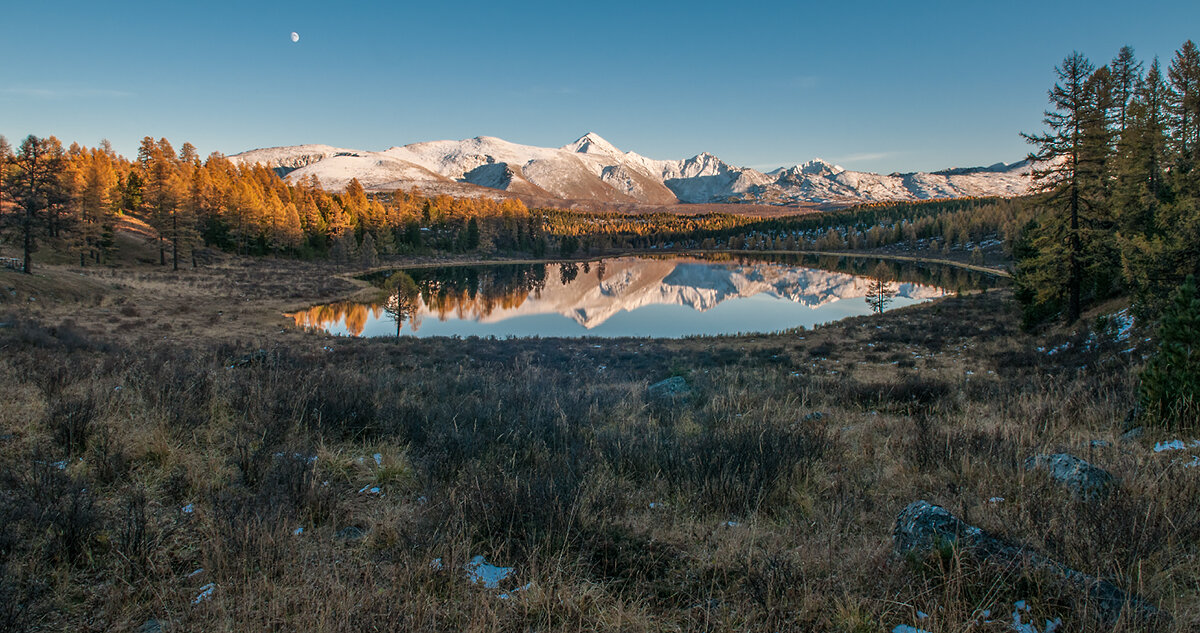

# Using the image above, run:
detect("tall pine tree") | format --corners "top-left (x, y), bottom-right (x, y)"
top-left (1020, 52), bottom-right (1096, 324)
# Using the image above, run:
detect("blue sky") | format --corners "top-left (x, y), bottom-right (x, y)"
top-left (2, 1), bottom-right (1198, 173)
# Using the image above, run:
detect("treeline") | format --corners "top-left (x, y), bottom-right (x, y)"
top-left (0, 135), bottom-right (543, 272)
top-left (4, 134), bottom-right (1036, 272)
top-left (541, 197), bottom-right (1026, 258)
top-left (1017, 41), bottom-right (1200, 324)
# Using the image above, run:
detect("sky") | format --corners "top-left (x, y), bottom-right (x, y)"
top-left (3, 1), bottom-right (1199, 173)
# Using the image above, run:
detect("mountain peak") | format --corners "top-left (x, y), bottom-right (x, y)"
top-left (563, 132), bottom-right (623, 156)
top-left (796, 158), bottom-right (845, 175)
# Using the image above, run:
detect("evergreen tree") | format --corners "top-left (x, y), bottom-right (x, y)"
top-left (359, 232), bottom-right (379, 268)
top-left (1020, 52), bottom-right (1097, 323)
top-left (1114, 60), bottom-right (1178, 308)
top-left (466, 216), bottom-right (481, 250)
top-left (330, 231), bottom-right (356, 269)
top-left (1139, 275), bottom-right (1200, 428)
top-left (1168, 40), bottom-right (1200, 172)
top-left (1110, 46), bottom-right (1143, 135)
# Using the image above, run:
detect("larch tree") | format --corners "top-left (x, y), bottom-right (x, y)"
top-left (864, 263), bottom-right (897, 314)
top-left (4, 136), bottom-right (69, 274)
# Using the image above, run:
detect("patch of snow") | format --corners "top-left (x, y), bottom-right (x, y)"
top-left (372, 453), bottom-right (383, 467)
top-left (988, 497), bottom-right (1005, 504)
top-left (430, 558), bottom-right (444, 570)
top-left (181, 504), bottom-right (194, 514)
top-left (292, 527), bottom-right (304, 536)
top-left (187, 568), bottom-right (204, 578)
top-left (464, 555), bottom-right (514, 589)
top-left (892, 626), bottom-right (933, 633)
top-left (192, 583), bottom-right (216, 605)
top-left (1154, 439), bottom-right (1200, 453)
top-left (358, 485), bottom-right (382, 495)
top-left (499, 582), bottom-right (533, 600)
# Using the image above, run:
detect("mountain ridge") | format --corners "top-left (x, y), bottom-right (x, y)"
top-left (231, 133), bottom-right (1037, 208)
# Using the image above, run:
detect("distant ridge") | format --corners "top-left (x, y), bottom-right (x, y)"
top-left (231, 133), bottom-right (1038, 208)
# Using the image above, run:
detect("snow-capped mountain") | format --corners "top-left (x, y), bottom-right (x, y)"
top-left (232, 133), bottom-right (1037, 207)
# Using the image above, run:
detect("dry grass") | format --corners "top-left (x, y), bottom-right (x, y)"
top-left (0, 259), bottom-right (1196, 632)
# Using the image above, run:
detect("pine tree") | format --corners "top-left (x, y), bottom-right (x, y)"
top-left (1168, 40), bottom-right (1200, 172)
top-left (1139, 275), bottom-right (1200, 428)
top-left (1110, 46), bottom-right (1143, 135)
top-left (330, 231), bottom-right (356, 269)
top-left (1020, 52), bottom-right (1097, 323)
top-left (359, 231), bottom-right (379, 268)
top-left (1114, 60), bottom-right (1177, 308)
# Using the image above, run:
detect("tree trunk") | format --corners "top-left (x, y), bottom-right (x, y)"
top-left (22, 206), bottom-right (33, 275)
top-left (1068, 183), bottom-right (1082, 323)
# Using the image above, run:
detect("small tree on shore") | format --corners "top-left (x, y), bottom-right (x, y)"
top-left (865, 263), bottom-right (897, 314)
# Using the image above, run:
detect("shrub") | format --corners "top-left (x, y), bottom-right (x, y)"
top-left (1139, 275), bottom-right (1200, 428)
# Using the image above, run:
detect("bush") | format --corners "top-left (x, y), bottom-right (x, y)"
top-left (1139, 275), bottom-right (1200, 428)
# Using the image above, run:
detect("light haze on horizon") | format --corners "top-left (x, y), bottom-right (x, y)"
top-left (2, 0), bottom-right (1198, 174)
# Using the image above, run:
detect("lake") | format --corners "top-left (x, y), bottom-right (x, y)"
top-left (288, 254), bottom-right (1000, 338)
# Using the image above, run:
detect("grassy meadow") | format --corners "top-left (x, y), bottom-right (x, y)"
top-left (0, 247), bottom-right (1197, 632)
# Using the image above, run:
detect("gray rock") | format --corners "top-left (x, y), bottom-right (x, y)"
top-left (335, 526), bottom-right (367, 543)
top-left (1120, 426), bottom-right (1144, 442)
top-left (1024, 453), bottom-right (1113, 501)
top-left (647, 376), bottom-right (690, 400)
top-left (894, 500), bottom-right (1163, 626)
top-left (229, 349), bottom-right (268, 369)
top-left (138, 619), bottom-right (163, 633)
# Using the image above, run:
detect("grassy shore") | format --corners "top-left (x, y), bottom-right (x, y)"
top-left (0, 252), bottom-right (1196, 632)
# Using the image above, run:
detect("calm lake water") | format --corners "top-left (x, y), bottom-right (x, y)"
top-left (288, 254), bottom-right (999, 338)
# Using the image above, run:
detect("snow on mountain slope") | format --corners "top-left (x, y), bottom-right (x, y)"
top-left (230, 133), bottom-right (1037, 207)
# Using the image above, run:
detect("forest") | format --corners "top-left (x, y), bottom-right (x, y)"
top-left (1015, 42), bottom-right (1200, 324)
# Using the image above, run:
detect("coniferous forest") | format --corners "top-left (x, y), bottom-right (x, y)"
top-left (1016, 43), bottom-right (1200, 324)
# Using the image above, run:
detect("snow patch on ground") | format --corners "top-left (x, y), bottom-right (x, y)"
top-left (1154, 439), bottom-right (1200, 452)
top-left (192, 583), bottom-right (216, 605)
top-left (464, 555), bottom-right (514, 589)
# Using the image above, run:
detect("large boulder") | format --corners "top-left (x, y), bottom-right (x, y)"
top-left (1024, 453), bottom-right (1114, 501)
top-left (894, 500), bottom-right (1163, 626)
top-left (647, 376), bottom-right (690, 400)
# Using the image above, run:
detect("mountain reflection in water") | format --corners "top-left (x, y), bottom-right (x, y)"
top-left (287, 255), bottom-right (994, 338)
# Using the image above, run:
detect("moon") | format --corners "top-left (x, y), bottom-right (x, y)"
top-left (290, 31), bottom-right (300, 43)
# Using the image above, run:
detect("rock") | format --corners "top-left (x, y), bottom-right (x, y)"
top-left (138, 619), bottom-right (163, 633)
top-left (894, 500), bottom-right (1163, 626)
top-left (1120, 426), bottom-right (1144, 443)
top-left (1024, 453), bottom-right (1114, 501)
top-left (647, 376), bottom-right (690, 400)
top-left (335, 526), bottom-right (367, 543)
top-left (228, 349), bottom-right (268, 369)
